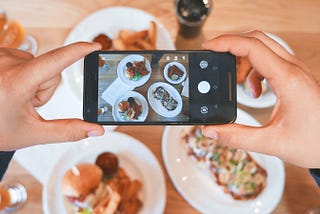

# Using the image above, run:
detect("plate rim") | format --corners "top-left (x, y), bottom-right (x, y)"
top-left (42, 131), bottom-right (166, 214)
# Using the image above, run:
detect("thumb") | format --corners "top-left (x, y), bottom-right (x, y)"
top-left (202, 124), bottom-right (269, 154)
top-left (37, 119), bottom-right (105, 144)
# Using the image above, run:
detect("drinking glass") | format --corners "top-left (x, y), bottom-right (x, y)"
top-left (0, 183), bottom-right (27, 212)
top-left (0, 8), bottom-right (37, 55)
top-left (174, 0), bottom-right (212, 38)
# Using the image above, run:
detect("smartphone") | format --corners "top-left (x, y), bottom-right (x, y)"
top-left (83, 50), bottom-right (236, 125)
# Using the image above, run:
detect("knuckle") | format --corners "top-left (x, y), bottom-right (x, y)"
top-left (64, 120), bottom-right (86, 142)
top-left (248, 30), bottom-right (265, 38)
top-left (248, 36), bottom-right (264, 48)
top-left (219, 133), bottom-right (240, 148)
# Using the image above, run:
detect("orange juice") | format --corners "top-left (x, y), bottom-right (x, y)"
top-left (0, 21), bottom-right (26, 48)
top-left (0, 13), bottom-right (7, 33)
top-left (0, 183), bottom-right (27, 211)
top-left (0, 186), bottom-right (12, 209)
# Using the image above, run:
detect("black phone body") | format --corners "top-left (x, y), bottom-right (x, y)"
top-left (84, 50), bottom-right (236, 125)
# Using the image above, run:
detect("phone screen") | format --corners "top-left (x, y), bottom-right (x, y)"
top-left (84, 50), bottom-right (236, 125)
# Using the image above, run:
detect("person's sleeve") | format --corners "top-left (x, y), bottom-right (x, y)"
top-left (0, 151), bottom-right (15, 181)
top-left (309, 168), bottom-right (320, 187)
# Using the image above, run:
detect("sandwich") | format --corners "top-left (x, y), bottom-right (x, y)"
top-left (62, 163), bottom-right (120, 214)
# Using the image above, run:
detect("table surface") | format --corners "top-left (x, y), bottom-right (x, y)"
top-left (1, 0), bottom-right (320, 213)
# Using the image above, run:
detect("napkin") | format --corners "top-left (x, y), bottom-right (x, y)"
top-left (101, 78), bottom-right (134, 106)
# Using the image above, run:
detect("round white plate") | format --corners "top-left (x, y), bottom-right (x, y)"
top-left (147, 82), bottom-right (183, 118)
top-left (43, 132), bottom-right (166, 214)
top-left (117, 54), bottom-right (152, 87)
top-left (112, 91), bottom-right (149, 122)
top-left (163, 62), bottom-right (187, 84)
top-left (62, 6), bottom-right (175, 102)
top-left (237, 32), bottom-right (294, 108)
top-left (162, 109), bottom-right (285, 214)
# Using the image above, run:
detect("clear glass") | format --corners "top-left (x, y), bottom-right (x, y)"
top-left (0, 183), bottom-right (27, 212)
top-left (0, 9), bottom-right (37, 55)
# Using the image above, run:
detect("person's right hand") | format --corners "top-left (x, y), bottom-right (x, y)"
top-left (202, 31), bottom-right (320, 168)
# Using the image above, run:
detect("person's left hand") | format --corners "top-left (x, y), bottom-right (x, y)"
top-left (0, 42), bottom-right (104, 150)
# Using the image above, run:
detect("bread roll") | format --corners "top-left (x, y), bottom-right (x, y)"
top-left (62, 163), bottom-right (103, 197)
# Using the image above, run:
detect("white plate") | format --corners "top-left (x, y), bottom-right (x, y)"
top-left (117, 54), bottom-right (152, 87)
top-left (147, 82), bottom-right (183, 118)
top-left (43, 132), bottom-right (166, 214)
top-left (237, 32), bottom-right (294, 108)
top-left (237, 79), bottom-right (276, 108)
top-left (112, 91), bottom-right (149, 122)
top-left (162, 109), bottom-right (285, 214)
top-left (62, 6), bottom-right (175, 102)
top-left (163, 62), bottom-right (187, 84)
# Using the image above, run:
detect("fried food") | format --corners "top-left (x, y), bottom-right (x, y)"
top-left (118, 97), bottom-right (142, 120)
top-left (62, 152), bottom-right (143, 214)
top-left (148, 21), bottom-right (157, 46)
top-left (125, 59), bottom-right (150, 81)
top-left (93, 21), bottom-right (157, 51)
top-left (134, 59), bottom-right (149, 76)
top-left (93, 34), bottom-right (112, 50)
top-left (95, 152), bottom-right (119, 176)
top-left (168, 65), bottom-right (184, 81)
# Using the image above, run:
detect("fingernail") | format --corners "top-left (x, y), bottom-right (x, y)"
top-left (88, 130), bottom-right (103, 137)
top-left (250, 87), bottom-right (256, 98)
top-left (202, 128), bottom-right (219, 140)
top-left (91, 42), bottom-right (102, 49)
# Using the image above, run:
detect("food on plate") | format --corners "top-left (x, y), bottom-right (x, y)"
top-left (167, 65), bottom-right (184, 81)
top-left (62, 163), bottom-right (103, 199)
top-left (98, 56), bottom-right (105, 67)
top-left (93, 34), bottom-right (113, 50)
top-left (62, 152), bottom-right (143, 214)
top-left (118, 97), bottom-right (142, 120)
top-left (92, 21), bottom-right (157, 50)
top-left (243, 79), bottom-right (268, 95)
top-left (153, 86), bottom-right (178, 111)
top-left (125, 59), bottom-right (150, 81)
top-left (181, 126), bottom-right (267, 200)
top-left (236, 56), bottom-right (251, 84)
top-left (95, 152), bottom-right (119, 176)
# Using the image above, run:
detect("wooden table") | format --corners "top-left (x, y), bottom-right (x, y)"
top-left (1, 0), bottom-right (320, 213)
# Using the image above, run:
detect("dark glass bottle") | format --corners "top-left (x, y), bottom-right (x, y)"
top-left (175, 0), bottom-right (212, 38)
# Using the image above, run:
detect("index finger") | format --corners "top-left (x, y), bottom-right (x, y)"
top-left (203, 35), bottom-right (300, 84)
top-left (25, 42), bottom-right (101, 85)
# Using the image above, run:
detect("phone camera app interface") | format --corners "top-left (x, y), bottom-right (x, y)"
top-left (97, 53), bottom-right (189, 123)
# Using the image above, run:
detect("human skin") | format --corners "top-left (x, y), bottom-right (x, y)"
top-left (202, 31), bottom-right (320, 168)
top-left (0, 42), bottom-right (104, 150)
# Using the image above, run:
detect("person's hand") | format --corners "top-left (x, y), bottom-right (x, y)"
top-left (202, 31), bottom-right (320, 168)
top-left (0, 42), bottom-right (104, 150)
